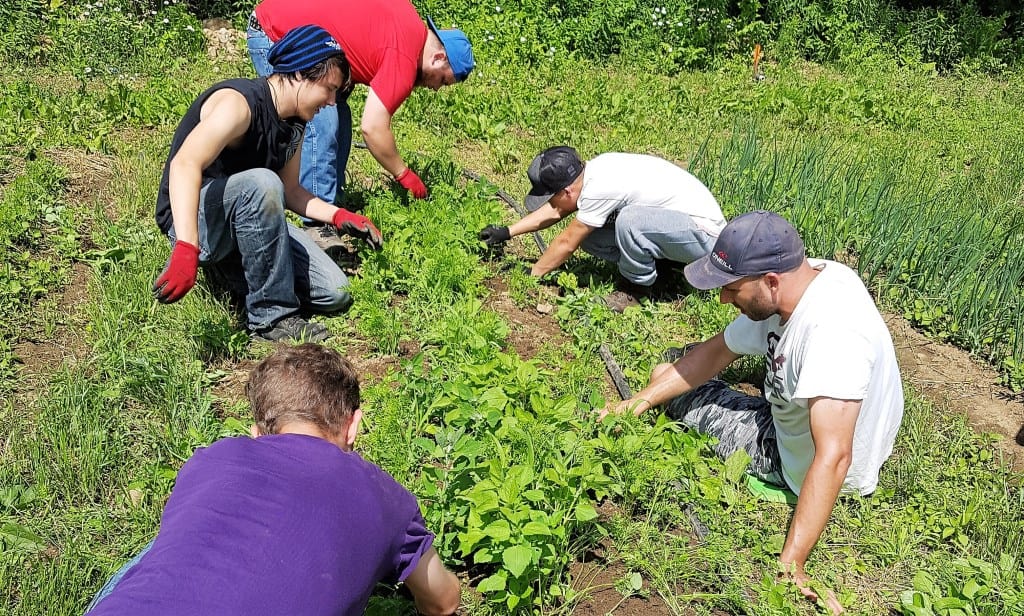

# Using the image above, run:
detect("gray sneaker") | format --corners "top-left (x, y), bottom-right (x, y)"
top-left (604, 290), bottom-right (641, 313)
top-left (252, 315), bottom-right (329, 343)
top-left (303, 224), bottom-right (349, 254)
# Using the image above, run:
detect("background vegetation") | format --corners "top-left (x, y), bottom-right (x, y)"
top-left (1, 0), bottom-right (1022, 614)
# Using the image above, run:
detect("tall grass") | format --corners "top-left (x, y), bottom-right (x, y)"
top-left (691, 127), bottom-right (1024, 367)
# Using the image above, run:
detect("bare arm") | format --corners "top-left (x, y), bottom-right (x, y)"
top-left (508, 203), bottom-right (565, 236)
top-left (780, 396), bottom-right (860, 614)
top-left (167, 89), bottom-right (251, 245)
top-left (361, 89), bottom-right (406, 178)
top-left (403, 546), bottom-right (460, 616)
top-left (599, 332), bottom-right (739, 420)
top-left (531, 218), bottom-right (594, 276)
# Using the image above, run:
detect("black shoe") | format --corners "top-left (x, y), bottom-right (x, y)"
top-left (252, 315), bottom-right (329, 343)
top-left (661, 342), bottom-right (701, 363)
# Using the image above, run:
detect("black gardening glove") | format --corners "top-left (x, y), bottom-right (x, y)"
top-left (478, 225), bottom-right (511, 247)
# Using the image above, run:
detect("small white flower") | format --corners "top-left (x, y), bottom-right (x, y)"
top-left (113, 6), bottom-right (120, 10)
top-left (186, 24), bottom-right (194, 31)
top-left (487, 35), bottom-right (494, 40)
top-left (164, 0), bottom-right (169, 4)
top-left (519, 36), bottom-right (526, 42)
top-left (95, 1), bottom-right (102, 6)
top-left (494, 6), bottom-right (501, 12)
top-left (162, 17), bottom-right (169, 23)
top-left (151, 10), bottom-right (157, 14)
top-left (85, 66), bottom-right (92, 73)
top-left (83, 10), bottom-right (90, 16)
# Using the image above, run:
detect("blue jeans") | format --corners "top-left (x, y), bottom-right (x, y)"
top-left (580, 206), bottom-right (717, 286)
top-left (86, 540), bottom-right (154, 613)
top-left (247, 24), bottom-right (353, 206)
top-left (168, 169), bottom-right (351, 331)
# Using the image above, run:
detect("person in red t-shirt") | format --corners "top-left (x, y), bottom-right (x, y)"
top-left (248, 0), bottom-right (474, 250)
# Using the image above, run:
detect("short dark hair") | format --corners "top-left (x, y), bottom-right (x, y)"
top-left (282, 53), bottom-right (353, 97)
top-left (246, 343), bottom-right (360, 438)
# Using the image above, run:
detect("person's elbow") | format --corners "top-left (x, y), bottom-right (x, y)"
top-left (413, 574), bottom-right (460, 616)
top-left (816, 445), bottom-right (853, 477)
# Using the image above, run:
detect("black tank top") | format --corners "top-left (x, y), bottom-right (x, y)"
top-left (155, 77), bottom-right (304, 234)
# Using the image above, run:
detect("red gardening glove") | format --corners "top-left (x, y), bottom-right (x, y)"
top-left (152, 240), bottom-right (200, 304)
top-left (395, 168), bottom-right (428, 199)
top-left (332, 208), bottom-right (383, 250)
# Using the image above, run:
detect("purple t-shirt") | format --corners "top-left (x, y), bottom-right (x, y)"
top-left (88, 434), bottom-right (433, 615)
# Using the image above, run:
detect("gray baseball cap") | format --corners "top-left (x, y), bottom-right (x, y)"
top-left (684, 210), bottom-right (805, 290)
top-left (524, 146), bottom-right (584, 211)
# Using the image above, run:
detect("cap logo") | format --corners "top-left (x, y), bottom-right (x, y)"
top-left (711, 250), bottom-right (733, 273)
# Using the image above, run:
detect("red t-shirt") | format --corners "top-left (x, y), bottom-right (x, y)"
top-left (255, 0), bottom-right (426, 115)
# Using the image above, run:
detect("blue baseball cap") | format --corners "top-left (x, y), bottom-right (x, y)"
top-left (427, 17), bottom-right (475, 82)
top-left (684, 210), bottom-right (805, 290)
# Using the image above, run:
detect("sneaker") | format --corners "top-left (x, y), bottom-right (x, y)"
top-left (252, 315), bottom-right (329, 343)
top-left (604, 290), bottom-right (641, 313)
top-left (303, 224), bottom-right (349, 254)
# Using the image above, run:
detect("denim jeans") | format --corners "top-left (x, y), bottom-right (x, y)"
top-left (85, 540), bottom-right (154, 613)
top-left (169, 169), bottom-right (351, 331)
top-left (580, 206), bottom-right (717, 286)
top-left (247, 24), bottom-right (353, 206)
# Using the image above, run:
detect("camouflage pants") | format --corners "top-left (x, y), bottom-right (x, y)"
top-left (665, 378), bottom-right (785, 486)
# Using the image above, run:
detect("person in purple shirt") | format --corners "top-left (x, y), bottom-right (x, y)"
top-left (85, 343), bottom-right (460, 616)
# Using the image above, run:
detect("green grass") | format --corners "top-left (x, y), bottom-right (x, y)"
top-left (2, 7), bottom-right (1024, 616)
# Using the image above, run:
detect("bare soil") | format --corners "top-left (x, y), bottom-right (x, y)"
top-left (885, 313), bottom-right (1024, 468)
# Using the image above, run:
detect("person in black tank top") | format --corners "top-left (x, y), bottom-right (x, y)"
top-left (151, 25), bottom-right (382, 342)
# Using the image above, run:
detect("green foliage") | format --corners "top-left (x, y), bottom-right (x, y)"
top-left (899, 555), bottom-right (1024, 615)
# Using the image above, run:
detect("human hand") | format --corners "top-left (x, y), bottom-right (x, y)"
top-left (779, 562), bottom-right (844, 614)
top-left (596, 397), bottom-right (650, 422)
top-left (396, 168), bottom-right (428, 199)
top-left (332, 208), bottom-right (383, 250)
top-left (152, 240), bottom-right (200, 304)
top-left (478, 225), bottom-right (511, 247)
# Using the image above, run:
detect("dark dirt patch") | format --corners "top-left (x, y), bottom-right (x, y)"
top-left (885, 313), bottom-right (1024, 469)
top-left (482, 276), bottom-right (567, 360)
top-left (12, 262), bottom-right (92, 395)
top-left (570, 558), bottom-right (674, 616)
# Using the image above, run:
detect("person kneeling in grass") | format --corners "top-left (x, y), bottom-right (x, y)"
top-left (478, 146), bottom-right (726, 311)
top-left (85, 343), bottom-right (460, 616)
top-left (601, 211), bottom-right (904, 614)
top-left (151, 25), bottom-right (383, 343)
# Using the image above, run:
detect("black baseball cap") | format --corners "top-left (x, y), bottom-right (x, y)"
top-left (524, 146), bottom-right (584, 211)
top-left (684, 210), bottom-right (805, 290)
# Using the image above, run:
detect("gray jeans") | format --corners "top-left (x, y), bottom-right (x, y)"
top-left (580, 206), bottom-right (716, 286)
top-left (666, 378), bottom-right (785, 485)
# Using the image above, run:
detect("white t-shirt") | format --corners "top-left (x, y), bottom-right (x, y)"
top-left (575, 153), bottom-right (726, 236)
top-left (723, 260), bottom-right (904, 495)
